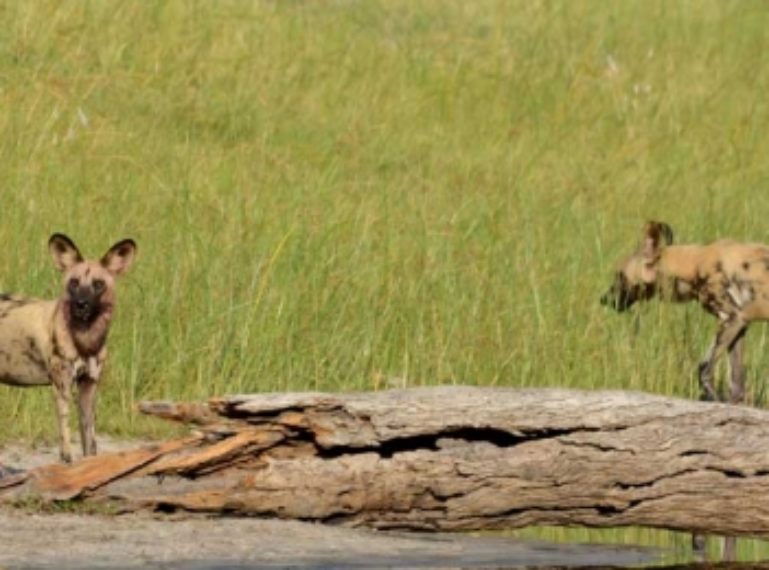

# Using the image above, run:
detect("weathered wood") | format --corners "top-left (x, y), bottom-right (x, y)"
top-left (30, 438), bottom-right (199, 501)
top-left (4, 387), bottom-right (769, 537)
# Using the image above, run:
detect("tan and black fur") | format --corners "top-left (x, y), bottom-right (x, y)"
top-left (0, 234), bottom-right (136, 462)
top-left (601, 221), bottom-right (769, 404)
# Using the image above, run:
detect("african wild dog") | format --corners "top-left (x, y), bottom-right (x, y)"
top-left (600, 220), bottom-right (769, 405)
top-left (0, 234), bottom-right (136, 462)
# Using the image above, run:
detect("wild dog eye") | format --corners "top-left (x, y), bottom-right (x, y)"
top-left (67, 278), bottom-right (78, 292)
top-left (93, 279), bottom-right (105, 293)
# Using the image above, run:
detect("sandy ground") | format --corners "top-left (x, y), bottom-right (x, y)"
top-left (0, 439), bottom-right (662, 570)
top-left (0, 511), bottom-right (664, 569)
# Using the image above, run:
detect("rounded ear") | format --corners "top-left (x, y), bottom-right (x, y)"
top-left (657, 222), bottom-right (674, 245)
top-left (101, 239), bottom-right (137, 276)
top-left (641, 221), bottom-right (674, 262)
top-left (48, 233), bottom-right (83, 272)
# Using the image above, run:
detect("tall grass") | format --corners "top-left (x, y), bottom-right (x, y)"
top-left (0, 0), bottom-right (768, 430)
top-left (1, 0), bottom-right (769, 555)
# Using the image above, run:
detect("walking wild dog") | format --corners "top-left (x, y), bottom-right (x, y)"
top-left (601, 221), bottom-right (769, 404)
top-left (0, 234), bottom-right (136, 462)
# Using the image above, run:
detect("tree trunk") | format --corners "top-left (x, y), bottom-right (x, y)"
top-left (3, 387), bottom-right (769, 536)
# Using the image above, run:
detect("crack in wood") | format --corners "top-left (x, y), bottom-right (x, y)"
top-left (613, 468), bottom-right (701, 490)
top-left (293, 424), bottom-right (616, 460)
top-left (558, 438), bottom-right (637, 454)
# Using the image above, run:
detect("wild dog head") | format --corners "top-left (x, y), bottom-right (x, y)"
top-left (600, 221), bottom-right (674, 312)
top-left (48, 234), bottom-right (137, 329)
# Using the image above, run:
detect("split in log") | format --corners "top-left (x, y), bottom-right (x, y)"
top-left (2, 387), bottom-right (769, 537)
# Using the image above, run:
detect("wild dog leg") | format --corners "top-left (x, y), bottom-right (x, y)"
top-left (77, 377), bottom-right (98, 456)
top-left (698, 318), bottom-right (747, 402)
top-left (722, 330), bottom-right (747, 562)
top-left (694, 323), bottom-right (746, 559)
top-left (76, 355), bottom-right (103, 456)
top-left (691, 534), bottom-right (707, 556)
top-left (51, 382), bottom-right (73, 463)
top-left (728, 329), bottom-right (747, 405)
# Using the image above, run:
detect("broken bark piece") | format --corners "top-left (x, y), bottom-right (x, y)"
top-left (137, 427), bottom-right (285, 477)
top-left (5, 387), bottom-right (769, 537)
top-left (27, 437), bottom-right (199, 500)
top-left (137, 401), bottom-right (219, 426)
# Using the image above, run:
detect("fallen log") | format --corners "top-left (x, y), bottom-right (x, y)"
top-left (3, 387), bottom-right (769, 536)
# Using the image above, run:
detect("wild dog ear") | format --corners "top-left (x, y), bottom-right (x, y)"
top-left (658, 222), bottom-right (674, 245)
top-left (101, 239), bottom-right (137, 276)
top-left (641, 221), bottom-right (673, 262)
top-left (48, 233), bottom-right (84, 272)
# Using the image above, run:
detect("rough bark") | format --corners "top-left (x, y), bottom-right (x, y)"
top-left (3, 387), bottom-right (769, 536)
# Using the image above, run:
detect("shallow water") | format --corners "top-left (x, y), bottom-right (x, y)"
top-left (507, 525), bottom-right (769, 565)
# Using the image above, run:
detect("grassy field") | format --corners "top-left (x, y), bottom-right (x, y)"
top-left (0, 0), bottom-right (769, 557)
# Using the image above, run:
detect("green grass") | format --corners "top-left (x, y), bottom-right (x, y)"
top-left (11, 494), bottom-right (119, 516)
top-left (1, 0), bottom-right (769, 557)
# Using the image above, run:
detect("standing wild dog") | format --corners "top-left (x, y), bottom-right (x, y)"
top-left (0, 234), bottom-right (136, 462)
top-left (600, 221), bottom-right (769, 404)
